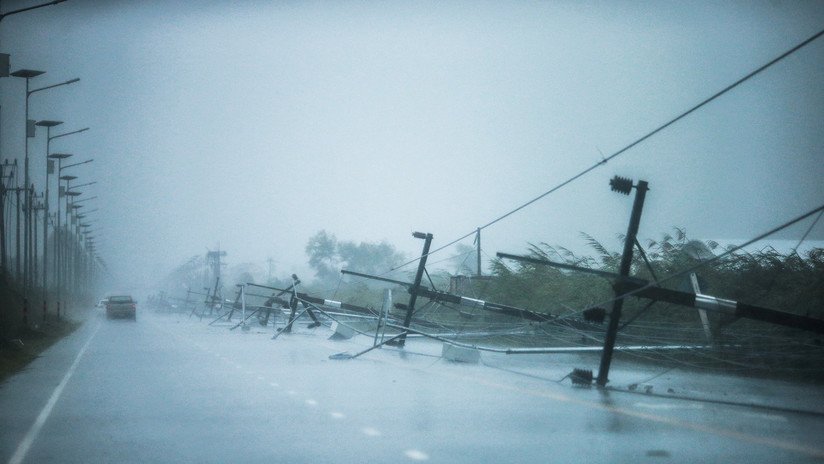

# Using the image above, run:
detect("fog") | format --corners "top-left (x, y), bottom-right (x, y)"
top-left (2, 0), bottom-right (823, 289)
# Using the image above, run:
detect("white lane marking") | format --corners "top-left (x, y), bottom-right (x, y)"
top-left (257, 376), bottom-right (265, 381)
top-left (634, 402), bottom-right (704, 411)
top-left (740, 411), bottom-right (788, 422)
top-left (362, 427), bottom-right (381, 437)
top-left (287, 390), bottom-right (297, 396)
top-left (305, 399), bottom-right (318, 406)
top-left (269, 382), bottom-right (279, 388)
top-left (330, 412), bottom-right (345, 419)
top-left (9, 322), bottom-right (101, 464)
top-left (404, 449), bottom-right (430, 461)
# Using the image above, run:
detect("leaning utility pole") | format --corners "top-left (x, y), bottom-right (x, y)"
top-left (597, 176), bottom-right (648, 387)
top-left (395, 231), bottom-right (433, 348)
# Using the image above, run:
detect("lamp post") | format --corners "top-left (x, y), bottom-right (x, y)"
top-left (0, 159), bottom-right (19, 279)
top-left (10, 69), bottom-right (80, 293)
top-left (68, 182), bottom-right (96, 192)
top-left (35, 119), bottom-right (61, 291)
top-left (43, 127), bottom-right (88, 291)
top-left (78, 222), bottom-right (94, 293)
top-left (72, 196), bottom-right (97, 205)
top-left (31, 192), bottom-right (44, 286)
top-left (48, 153), bottom-right (70, 287)
top-left (68, 201), bottom-right (84, 293)
top-left (0, 1), bottom-right (68, 23)
top-left (58, 174), bottom-right (76, 300)
top-left (0, 162), bottom-right (7, 277)
top-left (57, 159), bottom-right (92, 295)
top-left (1, 3), bottom-right (69, 286)
top-left (9, 69), bottom-right (43, 291)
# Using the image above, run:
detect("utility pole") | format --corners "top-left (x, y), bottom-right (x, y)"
top-left (0, 161), bottom-right (9, 279)
top-left (266, 257), bottom-right (274, 282)
top-left (475, 228), bottom-right (481, 277)
top-left (395, 232), bottom-right (433, 348)
top-left (596, 176), bottom-right (649, 387)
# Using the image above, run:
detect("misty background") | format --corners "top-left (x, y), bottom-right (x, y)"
top-left (1, 0), bottom-right (822, 290)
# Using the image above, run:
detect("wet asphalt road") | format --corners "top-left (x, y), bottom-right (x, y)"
top-left (2, 308), bottom-right (823, 463)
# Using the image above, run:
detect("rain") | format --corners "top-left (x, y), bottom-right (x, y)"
top-left (1, 1), bottom-right (824, 463)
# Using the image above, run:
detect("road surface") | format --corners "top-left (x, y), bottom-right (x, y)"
top-left (2, 308), bottom-right (823, 463)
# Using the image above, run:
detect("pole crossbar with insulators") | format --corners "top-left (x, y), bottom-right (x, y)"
top-left (500, 249), bottom-right (824, 336)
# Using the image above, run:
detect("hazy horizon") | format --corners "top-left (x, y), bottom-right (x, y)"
top-left (1, 0), bottom-right (822, 291)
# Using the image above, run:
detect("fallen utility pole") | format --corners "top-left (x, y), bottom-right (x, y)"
top-left (497, 255), bottom-right (824, 335)
top-left (247, 280), bottom-right (383, 318)
top-left (245, 277), bottom-right (323, 332)
top-left (341, 269), bottom-right (554, 322)
top-left (621, 280), bottom-right (824, 335)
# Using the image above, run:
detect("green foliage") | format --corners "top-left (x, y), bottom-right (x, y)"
top-left (483, 228), bottom-right (824, 323)
top-left (305, 230), bottom-right (406, 285)
top-left (305, 230), bottom-right (339, 282)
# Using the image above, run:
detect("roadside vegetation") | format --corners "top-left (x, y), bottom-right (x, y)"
top-left (0, 280), bottom-right (81, 383)
top-left (295, 227), bottom-right (824, 325)
top-left (299, 228), bottom-right (824, 379)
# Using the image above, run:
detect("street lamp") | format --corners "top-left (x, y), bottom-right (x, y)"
top-left (73, 196), bottom-right (97, 205)
top-left (58, 174), bottom-right (76, 295)
top-left (0, 0), bottom-right (71, 283)
top-left (68, 181), bottom-right (96, 191)
top-left (45, 127), bottom-right (89, 290)
top-left (10, 69), bottom-right (79, 292)
top-left (35, 120), bottom-right (61, 291)
top-left (67, 202), bottom-right (85, 297)
top-left (0, 1), bottom-right (68, 23)
top-left (57, 158), bottom-right (92, 280)
top-left (48, 153), bottom-right (70, 286)
top-left (10, 69), bottom-right (43, 289)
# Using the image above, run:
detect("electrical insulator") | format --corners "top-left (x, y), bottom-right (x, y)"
top-left (610, 176), bottom-right (633, 195)
top-left (570, 368), bottom-right (593, 386)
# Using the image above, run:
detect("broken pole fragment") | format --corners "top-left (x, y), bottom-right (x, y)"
top-left (329, 332), bottom-right (407, 360)
top-left (341, 269), bottom-right (552, 322)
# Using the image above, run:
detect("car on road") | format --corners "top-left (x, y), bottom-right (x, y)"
top-left (106, 295), bottom-right (137, 320)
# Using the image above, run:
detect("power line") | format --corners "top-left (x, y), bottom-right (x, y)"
top-left (390, 26), bottom-right (824, 273)
top-left (792, 210), bottom-right (824, 255)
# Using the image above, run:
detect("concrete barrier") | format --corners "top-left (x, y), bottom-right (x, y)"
top-left (441, 343), bottom-right (480, 363)
top-left (328, 320), bottom-right (377, 340)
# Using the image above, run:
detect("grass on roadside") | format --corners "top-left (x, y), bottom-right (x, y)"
top-left (0, 318), bottom-right (81, 383)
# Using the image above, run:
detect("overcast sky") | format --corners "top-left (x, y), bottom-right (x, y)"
top-left (2, 0), bottom-right (823, 290)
